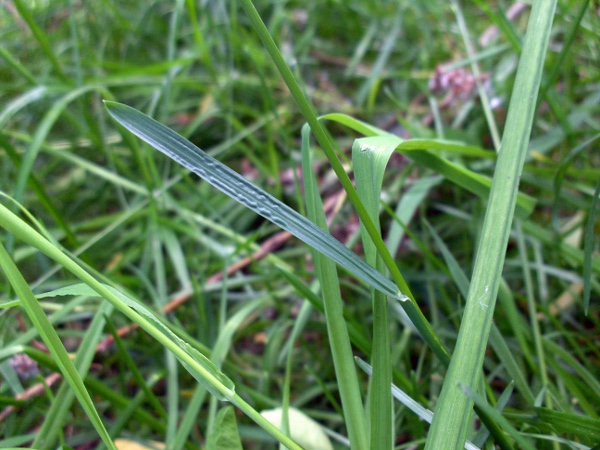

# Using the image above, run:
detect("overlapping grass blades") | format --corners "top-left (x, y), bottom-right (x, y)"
top-left (319, 113), bottom-right (536, 221)
top-left (0, 203), bottom-right (302, 450)
top-left (101, 94), bottom-right (542, 449)
top-left (32, 294), bottom-right (114, 449)
top-left (0, 243), bottom-right (117, 450)
top-left (352, 136), bottom-right (396, 450)
top-left (301, 124), bottom-right (368, 450)
top-left (102, 92), bottom-right (511, 450)
top-left (236, 0), bottom-right (433, 345)
top-left (101, 4), bottom-right (552, 448)
top-left (2, 1), bottom-right (592, 448)
top-left (104, 101), bottom-right (401, 302)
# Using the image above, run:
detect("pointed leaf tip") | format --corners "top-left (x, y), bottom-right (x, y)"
top-left (103, 102), bottom-right (401, 300)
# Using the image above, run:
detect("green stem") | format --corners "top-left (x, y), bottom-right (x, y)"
top-left (0, 203), bottom-right (301, 450)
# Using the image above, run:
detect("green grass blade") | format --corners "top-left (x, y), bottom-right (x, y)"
top-left (515, 220), bottom-right (551, 410)
top-left (277, 265), bottom-right (372, 354)
top-left (237, 0), bottom-right (433, 336)
top-left (583, 177), bottom-right (600, 314)
top-left (355, 357), bottom-right (481, 450)
top-left (387, 176), bottom-right (442, 257)
top-left (104, 100), bottom-right (400, 301)
top-left (352, 137), bottom-right (394, 449)
top-left (171, 385), bottom-right (208, 450)
top-left (356, 357), bottom-right (432, 424)
top-left (0, 45), bottom-right (38, 85)
top-left (488, 325), bottom-right (535, 406)
top-left (451, 0), bottom-right (501, 151)
top-left (424, 1), bottom-right (557, 448)
top-left (542, 338), bottom-right (600, 401)
top-left (350, 137), bottom-right (458, 365)
top-left (23, 347), bottom-right (168, 436)
top-left (521, 220), bottom-right (600, 276)
top-left (11, 0), bottom-right (68, 82)
top-left (421, 217), bottom-right (535, 443)
top-left (551, 133), bottom-right (600, 231)
top-left (534, 407), bottom-right (600, 445)
top-left (104, 317), bottom-right (168, 418)
top-left (43, 144), bottom-right (147, 195)
top-left (423, 218), bottom-right (470, 299)
top-left (0, 86), bottom-right (48, 127)
top-left (319, 113), bottom-right (536, 220)
top-left (206, 406), bottom-right (243, 450)
top-left (33, 300), bottom-right (115, 450)
top-left (545, 357), bottom-right (599, 419)
top-left (13, 86), bottom-right (107, 205)
top-left (98, 373), bottom-right (164, 450)
top-left (0, 243), bottom-right (117, 450)
top-left (0, 202), bottom-right (302, 450)
top-left (460, 384), bottom-right (534, 450)
top-left (495, 280), bottom-right (535, 374)
top-left (471, 382), bottom-right (516, 450)
top-left (356, 21), bottom-right (401, 107)
top-left (301, 124), bottom-right (369, 450)
top-left (0, 134), bottom-right (83, 251)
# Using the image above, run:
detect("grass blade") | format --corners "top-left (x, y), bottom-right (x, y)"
top-left (387, 176), bottom-right (442, 257)
top-left (22, 347), bottom-right (167, 436)
top-left (13, 86), bottom-right (107, 205)
top-left (12, 0), bottom-right (68, 82)
top-left (237, 0), bottom-right (439, 343)
top-left (460, 384), bottom-right (535, 450)
top-left (104, 100), bottom-right (400, 301)
top-left (424, 1), bottom-right (557, 448)
top-left (352, 137), bottom-right (395, 449)
top-left (301, 124), bottom-right (369, 450)
top-left (583, 177), bottom-right (600, 313)
top-left (0, 202), bottom-right (302, 450)
top-left (423, 218), bottom-right (470, 299)
top-left (319, 113), bottom-right (536, 220)
top-left (33, 300), bottom-right (115, 450)
top-left (0, 243), bottom-right (117, 450)
top-left (534, 408), bottom-right (600, 445)
top-left (355, 357), bottom-right (481, 450)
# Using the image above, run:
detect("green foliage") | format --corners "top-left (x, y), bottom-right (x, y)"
top-left (1, 1), bottom-right (599, 449)
top-left (206, 406), bottom-right (243, 450)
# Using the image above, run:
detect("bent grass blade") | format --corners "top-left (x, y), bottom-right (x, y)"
top-left (319, 113), bottom-right (536, 220)
top-left (0, 203), bottom-right (303, 450)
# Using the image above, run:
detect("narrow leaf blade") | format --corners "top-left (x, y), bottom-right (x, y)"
top-left (104, 101), bottom-right (401, 300)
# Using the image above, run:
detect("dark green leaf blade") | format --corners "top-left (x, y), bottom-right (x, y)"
top-left (104, 101), bottom-right (402, 300)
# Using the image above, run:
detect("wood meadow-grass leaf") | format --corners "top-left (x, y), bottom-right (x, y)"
top-left (104, 101), bottom-right (402, 301)
top-left (319, 113), bottom-right (536, 220)
top-left (425, 1), bottom-right (557, 448)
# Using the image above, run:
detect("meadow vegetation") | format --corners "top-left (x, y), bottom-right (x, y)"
top-left (0, 1), bottom-right (599, 449)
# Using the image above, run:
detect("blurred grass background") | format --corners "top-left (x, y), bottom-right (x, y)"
top-left (0, 1), bottom-right (599, 448)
